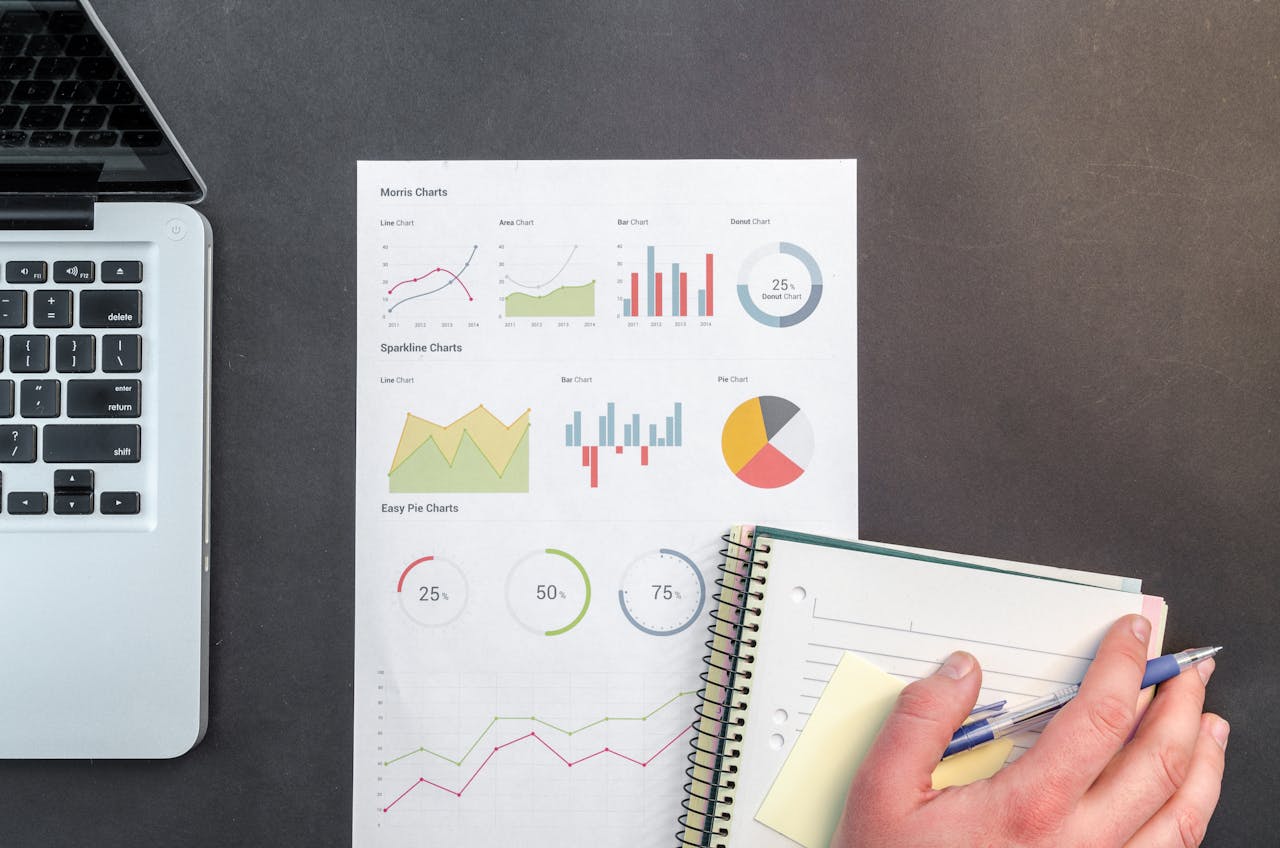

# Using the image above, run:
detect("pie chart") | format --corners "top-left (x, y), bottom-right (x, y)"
top-left (721, 395), bottom-right (813, 488)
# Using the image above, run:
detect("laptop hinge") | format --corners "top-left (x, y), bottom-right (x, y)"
top-left (0, 195), bottom-right (95, 230)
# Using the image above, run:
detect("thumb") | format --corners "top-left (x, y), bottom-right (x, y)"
top-left (854, 652), bottom-right (984, 804)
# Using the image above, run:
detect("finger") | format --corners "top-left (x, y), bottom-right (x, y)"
top-left (1011, 615), bottom-right (1151, 809)
top-left (1079, 657), bottom-right (1213, 842)
top-left (1123, 713), bottom-right (1228, 848)
top-left (848, 651), bottom-right (982, 811)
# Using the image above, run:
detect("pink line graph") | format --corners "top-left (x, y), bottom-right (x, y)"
top-left (381, 723), bottom-right (693, 812)
top-left (386, 266), bottom-right (474, 300)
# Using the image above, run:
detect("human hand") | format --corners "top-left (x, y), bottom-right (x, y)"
top-left (832, 615), bottom-right (1228, 847)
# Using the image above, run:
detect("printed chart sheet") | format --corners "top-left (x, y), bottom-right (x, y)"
top-left (353, 159), bottom-right (858, 847)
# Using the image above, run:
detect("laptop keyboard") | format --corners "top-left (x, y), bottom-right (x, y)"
top-left (0, 7), bottom-right (162, 150)
top-left (1, 255), bottom-right (143, 518)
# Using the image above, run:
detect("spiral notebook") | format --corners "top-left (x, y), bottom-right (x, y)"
top-left (677, 525), bottom-right (1165, 847)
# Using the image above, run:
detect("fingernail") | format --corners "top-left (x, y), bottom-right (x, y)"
top-left (1130, 615), bottom-right (1152, 644)
top-left (1197, 657), bottom-right (1216, 685)
top-left (939, 651), bottom-right (975, 680)
top-left (1210, 717), bottom-right (1229, 750)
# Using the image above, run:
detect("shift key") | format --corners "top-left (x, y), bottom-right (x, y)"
top-left (43, 424), bottom-right (140, 463)
top-left (80, 290), bottom-right (142, 328)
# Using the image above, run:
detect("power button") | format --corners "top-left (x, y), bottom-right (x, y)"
top-left (166, 217), bottom-right (188, 241)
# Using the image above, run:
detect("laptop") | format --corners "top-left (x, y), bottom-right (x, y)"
top-left (0, 0), bottom-right (210, 757)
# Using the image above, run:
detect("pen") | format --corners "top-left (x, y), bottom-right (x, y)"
top-left (942, 646), bottom-right (1222, 759)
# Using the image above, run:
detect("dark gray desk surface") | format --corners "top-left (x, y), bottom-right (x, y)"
top-left (2, 2), bottom-right (1277, 845)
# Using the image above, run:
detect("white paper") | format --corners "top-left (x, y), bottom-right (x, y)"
top-left (352, 160), bottom-right (858, 848)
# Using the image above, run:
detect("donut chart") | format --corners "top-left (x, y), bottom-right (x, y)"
top-left (721, 395), bottom-right (813, 488)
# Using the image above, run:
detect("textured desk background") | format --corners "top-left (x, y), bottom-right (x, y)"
top-left (1, 3), bottom-right (1275, 845)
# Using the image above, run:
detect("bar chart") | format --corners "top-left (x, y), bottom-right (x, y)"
top-left (563, 401), bottom-right (684, 488)
top-left (621, 246), bottom-right (715, 318)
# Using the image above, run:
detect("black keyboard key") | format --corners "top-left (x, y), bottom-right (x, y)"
top-left (19, 379), bottom-right (58, 417)
top-left (0, 11), bottom-right (46, 35)
top-left (32, 290), bottom-right (72, 327)
top-left (66, 34), bottom-right (103, 57)
top-left (34, 56), bottom-right (77, 78)
top-left (96, 80), bottom-right (135, 104)
top-left (101, 334), bottom-right (141, 372)
top-left (8, 335), bottom-right (49, 372)
top-left (79, 290), bottom-right (141, 328)
top-left (75, 56), bottom-right (114, 80)
top-left (0, 291), bottom-right (25, 327)
top-left (55, 334), bottom-right (94, 373)
top-left (42, 424), bottom-right (140, 463)
top-left (0, 105), bottom-right (18, 129)
top-left (0, 380), bottom-right (12, 418)
top-left (65, 104), bottom-right (105, 129)
top-left (100, 261), bottom-right (142, 284)
top-left (29, 130), bottom-right (71, 147)
top-left (0, 56), bottom-right (34, 78)
top-left (0, 130), bottom-right (25, 147)
top-left (107, 105), bottom-right (157, 131)
top-left (11, 80), bottom-right (55, 102)
top-left (0, 424), bottom-right (37, 462)
top-left (6, 261), bottom-right (47, 284)
top-left (0, 80), bottom-right (11, 101)
top-left (101, 491), bottom-right (139, 515)
top-left (52, 261), bottom-right (94, 284)
top-left (7, 492), bottom-right (47, 514)
top-left (54, 468), bottom-right (93, 493)
top-left (75, 130), bottom-right (117, 147)
top-left (67, 379), bottom-right (139, 418)
top-left (54, 492), bottom-right (93, 515)
top-left (19, 105), bottom-right (65, 130)
top-left (0, 35), bottom-right (26, 56)
top-left (25, 35), bottom-right (66, 57)
top-left (54, 79), bottom-right (96, 102)
top-left (122, 131), bottom-right (162, 148)
top-left (47, 11), bottom-right (88, 34)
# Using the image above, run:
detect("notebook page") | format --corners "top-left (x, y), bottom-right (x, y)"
top-left (724, 536), bottom-right (1161, 847)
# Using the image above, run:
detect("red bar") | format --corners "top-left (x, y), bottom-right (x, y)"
top-left (679, 271), bottom-right (688, 317)
top-left (640, 445), bottom-right (649, 466)
top-left (589, 446), bottom-right (599, 488)
top-left (582, 445), bottom-right (590, 467)
top-left (630, 272), bottom-right (639, 317)
top-left (654, 271), bottom-right (663, 316)
top-left (705, 254), bottom-right (714, 316)
top-left (615, 445), bottom-right (623, 454)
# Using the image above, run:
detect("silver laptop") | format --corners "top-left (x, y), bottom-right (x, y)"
top-left (0, 0), bottom-right (210, 757)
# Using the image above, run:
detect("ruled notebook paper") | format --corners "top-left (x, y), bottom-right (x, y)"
top-left (722, 530), bottom-right (1164, 847)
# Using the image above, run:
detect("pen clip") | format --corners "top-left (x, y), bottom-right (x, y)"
top-left (967, 700), bottom-right (1007, 722)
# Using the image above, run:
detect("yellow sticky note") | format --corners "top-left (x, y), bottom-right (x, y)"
top-left (755, 653), bottom-right (1014, 848)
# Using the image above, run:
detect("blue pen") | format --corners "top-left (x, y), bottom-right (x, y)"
top-left (942, 646), bottom-right (1222, 759)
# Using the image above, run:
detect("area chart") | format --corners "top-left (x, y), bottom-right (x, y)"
top-left (389, 405), bottom-right (531, 493)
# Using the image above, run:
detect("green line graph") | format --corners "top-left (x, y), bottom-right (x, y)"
top-left (380, 689), bottom-right (696, 768)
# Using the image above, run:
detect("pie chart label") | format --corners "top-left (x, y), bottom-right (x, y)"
top-left (721, 395), bottom-right (814, 488)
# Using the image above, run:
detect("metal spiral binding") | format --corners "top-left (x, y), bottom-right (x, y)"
top-left (675, 529), bottom-right (772, 847)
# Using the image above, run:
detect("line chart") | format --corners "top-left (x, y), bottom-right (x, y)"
top-left (380, 689), bottom-right (696, 768)
top-left (381, 723), bottom-right (694, 809)
top-left (385, 245), bottom-right (479, 314)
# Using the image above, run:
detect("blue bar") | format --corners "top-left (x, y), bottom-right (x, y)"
top-left (599, 415), bottom-right (607, 446)
top-left (622, 297), bottom-right (631, 316)
top-left (674, 402), bottom-right (683, 446)
top-left (646, 246), bottom-right (656, 317)
top-left (672, 263), bottom-right (680, 316)
top-left (573, 411), bottom-right (582, 446)
top-left (624, 423), bottom-right (632, 446)
top-left (564, 423), bottom-right (574, 447)
top-left (632, 414), bottom-right (640, 446)
top-left (666, 414), bottom-right (674, 445)
top-left (649, 423), bottom-right (658, 445)
top-left (698, 290), bottom-right (706, 317)
top-left (606, 402), bottom-right (615, 447)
